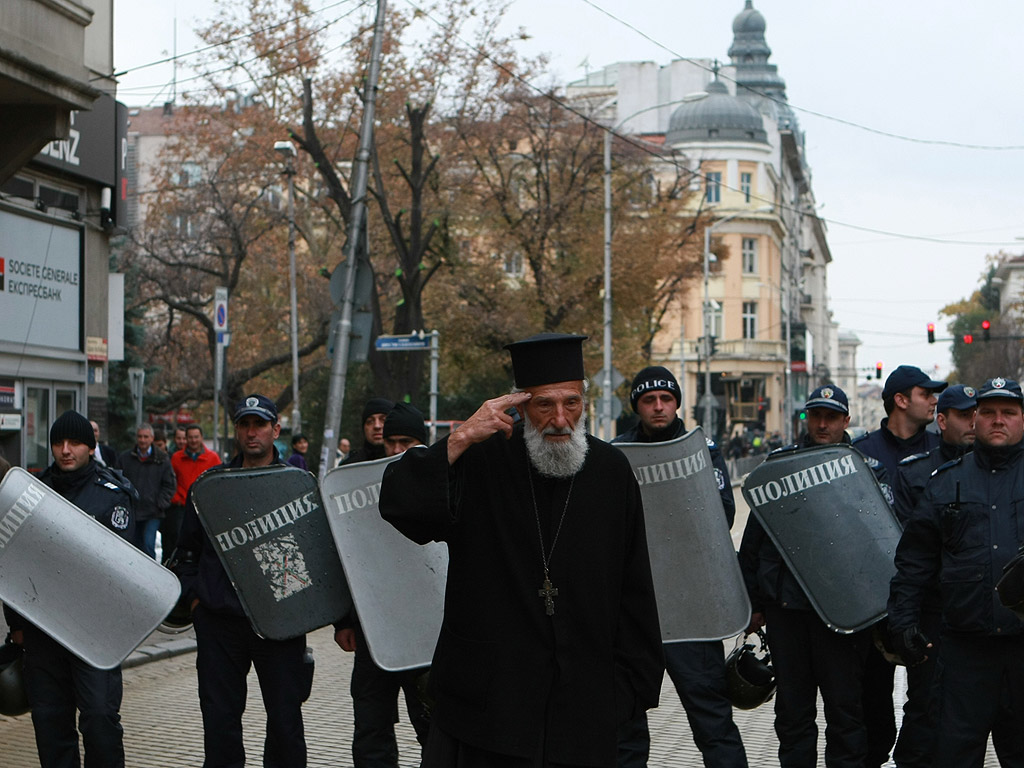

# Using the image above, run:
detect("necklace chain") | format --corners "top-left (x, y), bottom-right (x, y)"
top-left (526, 465), bottom-right (574, 578)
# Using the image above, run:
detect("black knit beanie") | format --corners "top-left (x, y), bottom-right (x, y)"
top-left (362, 398), bottom-right (394, 423)
top-left (629, 366), bottom-right (681, 412)
top-left (50, 410), bottom-right (96, 449)
top-left (383, 402), bottom-right (428, 445)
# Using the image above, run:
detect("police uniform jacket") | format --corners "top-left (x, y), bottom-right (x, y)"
top-left (893, 441), bottom-right (970, 525)
top-left (613, 416), bottom-right (735, 526)
top-left (738, 434), bottom-right (890, 614)
top-left (177, 450), bottom-right (284, 617)
top-left (854, 418), bottom-right (941, 488)
top-left (888, 439), bottom-right (1024, 637)
top-left (4, 459), bottom-right (136, 633)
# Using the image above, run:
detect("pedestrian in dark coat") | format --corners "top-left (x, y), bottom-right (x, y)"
top-left (116, 423), bottom-right (176, 559)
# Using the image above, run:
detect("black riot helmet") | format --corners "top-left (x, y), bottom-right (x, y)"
top-left (725, 629), bottom-right (776, 710)
top-left (0, 639), bottom-right (30, 717)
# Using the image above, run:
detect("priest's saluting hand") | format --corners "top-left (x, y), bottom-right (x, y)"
top-left (380, 333), bottom-right (664, 768)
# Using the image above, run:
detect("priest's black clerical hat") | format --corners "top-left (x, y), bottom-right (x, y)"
top-left (504, 333), bottom-right (588, 388)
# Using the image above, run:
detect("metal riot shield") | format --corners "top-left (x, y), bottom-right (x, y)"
top-left (0, 467), bottom-right (180, 669)
top-left (741, 443), bottom-right (900, 633)
top-left (323, 454), bottom-right (447, 672)
top-left (616, 428), bottom-right (751, 642)
top-left (191, 465), bottom-right (351, 641)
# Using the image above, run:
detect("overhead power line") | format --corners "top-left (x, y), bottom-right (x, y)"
top-left (577, 0), bottom-right (1024, 151)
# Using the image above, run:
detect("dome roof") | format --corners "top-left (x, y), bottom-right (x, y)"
top-left (732, 0), bottom-right (766, 35)
top-left (665, 79), bottom-right (768, 146)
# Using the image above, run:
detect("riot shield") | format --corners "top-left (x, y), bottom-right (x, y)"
top-left (0, 467), bottom-right (180, 670)
top-left (741, 443), bottom-right (900, 633)
top-left (191, 465), bottom-right (351, 641)
top-left (616, 428), bottom-right (751, 642)
top-left (323, 455), bottom-right (447, 672)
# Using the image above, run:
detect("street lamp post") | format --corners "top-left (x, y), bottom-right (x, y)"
top-left (274, 139), bottom-right (302, 434)
top-left (601, 94), bottom-right (707, 439)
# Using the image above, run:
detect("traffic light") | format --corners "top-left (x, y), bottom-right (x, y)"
top-left (927, 323), bottom-right (935, 344)
top-left (875, 361), bottom-right (883, 379)
top-left (709, 335), bottom-right (718, 356)
top-left (963, 334), bottom-right (973, 345)
top-left (982, 319), bottom-right (991, 341)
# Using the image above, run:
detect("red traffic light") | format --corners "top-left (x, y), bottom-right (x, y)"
top-left (963, 334), bottom-right (973, 345)
top-left (982, 320), bottom-right (991, 330)
top-left (982, 319), bottom-right (991, 341)
top-left (875, 361), bottom-right (883, 379)
top-left (927, 323), bottom-right (935, 344)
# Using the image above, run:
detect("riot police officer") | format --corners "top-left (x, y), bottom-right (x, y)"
top-left (614, 366), bottom-right (747, 768)
top-left (888, 377), bottom-right (1024, 768)
top-left (4, 410), bottom-right (136, 768)
top-left (739, 385), bottom-right (888, 768)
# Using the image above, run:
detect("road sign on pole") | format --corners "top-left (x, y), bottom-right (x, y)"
top-left (374, 334), bottom-right (432, 351)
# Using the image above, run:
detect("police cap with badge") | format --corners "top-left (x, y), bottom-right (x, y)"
top-left (937, 384), bottom-right (977, 412)
top-left (805, 384), bottom-right (849, 414)
top-left (975, 377), bottom-right (1023, 403)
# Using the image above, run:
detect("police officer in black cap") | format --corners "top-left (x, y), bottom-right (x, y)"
top-left (613, 366), bottom-right (746, 768)
top-left (177, 394), bottom-right (310, 768)
top-left (888, 384), bottom-right (978, 767)
top-left (739, 384), bottom-right (888, 768)
top-left (3, 410), bottom-right (136, 768)
top-left (853, 364), bottom-right (947, 767)
top-left (889, 377), bottom-right (1024, 768)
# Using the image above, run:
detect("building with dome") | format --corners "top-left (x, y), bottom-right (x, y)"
top-left (568, 1), bottom-right (846, 442)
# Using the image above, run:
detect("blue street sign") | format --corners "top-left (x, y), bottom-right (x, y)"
top-left (374, 334), bottom-right (431, 351)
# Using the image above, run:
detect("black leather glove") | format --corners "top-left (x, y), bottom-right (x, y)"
top-left (889, 626), bottom-right (931, 667)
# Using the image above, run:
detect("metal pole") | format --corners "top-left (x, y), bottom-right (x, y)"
top-left (703, 224), bottom-right (713, 435)
top-left (602, 129), bottom-right (613, 440)
top-left (318, 0), bottom-right (387, 481)
top-left (678, 319), bottom-right (686, 423)
top-left (429, 330), bottom-right (439, 446)
top-left (213, 342), bottom-right (222, 456)
top-left (286, 157), bottom-right (301, 433)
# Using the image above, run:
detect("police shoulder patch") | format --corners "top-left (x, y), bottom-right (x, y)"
top-left (705, 436), bottom-right (718, 450)
top-left (109, 506), bottom-right (130, 530)
top-left (931, 456), bottom-right (963, 477)
top-left (862, 455), bottom-right (881, 469)
top-left (899, 452), bottom-right (929, 466)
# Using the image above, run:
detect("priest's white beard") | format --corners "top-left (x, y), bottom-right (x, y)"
top-left (524, 412), bottom-right (589, 478)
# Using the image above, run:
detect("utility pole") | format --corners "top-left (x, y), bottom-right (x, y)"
top-left (274, 139), bottom-right (302, 434)
top-left (318, 0), bottom-right (387, 481)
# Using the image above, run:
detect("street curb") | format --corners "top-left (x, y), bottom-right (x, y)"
top-left (123, 637), bottom-right (197, 669)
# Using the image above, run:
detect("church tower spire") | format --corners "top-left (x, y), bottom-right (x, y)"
top-left (728, 1), bottom-right (793, 126)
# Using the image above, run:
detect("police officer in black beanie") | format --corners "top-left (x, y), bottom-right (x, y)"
top-left (338, 401), bottom-right (432, 768)
top-left (3, 410), bottom-right (136, 768)
top-left (613, 366), bottom-right (747, 768)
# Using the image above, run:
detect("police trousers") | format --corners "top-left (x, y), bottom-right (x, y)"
top-left (616, 640), bottom-right (747, 768)
top-left (21, 624), bottom-right (124, 768)
top-left (765, 606), bottom-right (869, 768)
top-left (933, 634), bottom-right (1024, 768)
top-left (193, 605), bottom-right (307, 768)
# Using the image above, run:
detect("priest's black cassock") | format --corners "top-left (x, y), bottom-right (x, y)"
top-left (379, 423), bottom-right (664, 768)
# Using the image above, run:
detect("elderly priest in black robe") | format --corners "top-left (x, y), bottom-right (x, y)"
top-left (379, 333), bottom-right (664, 768)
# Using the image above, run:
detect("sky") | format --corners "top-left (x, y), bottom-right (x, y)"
top-left (112, 0), bottom-right (1024, 385)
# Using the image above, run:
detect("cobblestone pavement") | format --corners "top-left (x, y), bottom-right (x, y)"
top-left (0, 486), bottom-right (1000, 766)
